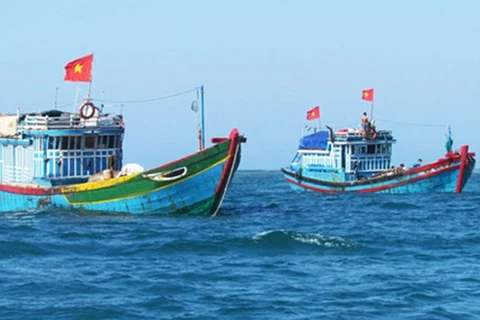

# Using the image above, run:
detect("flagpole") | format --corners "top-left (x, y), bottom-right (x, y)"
top-left (370, 100), bottom-right (374, 121)
top-left (87, 79), bottom-right (92, 101)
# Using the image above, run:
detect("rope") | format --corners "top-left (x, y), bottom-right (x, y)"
top-left (91, 88), bottom-right (197, 104)
top-left (374, 118), bottom-right (445, 128)
top-left (50, 87), bottom-right (198, 111)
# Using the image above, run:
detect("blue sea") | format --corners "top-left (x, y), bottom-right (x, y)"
top-left (1, 171), bottom-right (480, 319)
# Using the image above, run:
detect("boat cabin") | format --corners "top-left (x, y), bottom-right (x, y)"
top-left (0, 109), bottom-right (124, 186)
top-left (289, 128), bottom-right (396, 182)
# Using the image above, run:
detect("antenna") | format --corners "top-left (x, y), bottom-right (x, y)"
top-left (73, 87), bottom-right (81, 113)
top-left (54, 87), bottom-right (58, 110)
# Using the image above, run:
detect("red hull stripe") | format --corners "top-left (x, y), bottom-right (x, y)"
top-left (0, 184), bottom-right (50, 195)
top-left (286, 164), bottom-right (460, 193)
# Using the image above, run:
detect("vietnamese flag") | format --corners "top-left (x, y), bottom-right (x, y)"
top-left (306, 106), bottom-right (320, 120)
top-left (64, 54), bottom-right (94, 82)
top-left (362, 88), bottom-right (374, 101)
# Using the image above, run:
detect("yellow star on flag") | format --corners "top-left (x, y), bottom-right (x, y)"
top-left (74, 63), bottom-right (83, 73)
top-left (363, 92), bottom-right (369, 98)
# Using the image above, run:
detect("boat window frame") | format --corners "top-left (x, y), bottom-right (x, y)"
top-left (61, 136), bottom-right (69, 150)
top-left (85, 135), bottom-right (96, 149)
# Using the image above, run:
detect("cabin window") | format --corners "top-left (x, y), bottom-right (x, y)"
top-left (69, 136), bottom-right (81, 150)
top-left (359, 146), bottom-right (366, 154)
top-left (85, 136), bottom-right (96, 149)
top-left (48, 137), bottom-right (55, 149)
top-left (108, 135), bottom-right (115, 148)
top-left (61, 137), bottom-right (69, 149)
top-left (351, 145), bottom-right (355, 154)
top-left (367, 145), bottom-right (376, 154)
top-left (98, 135), bottom-right (109, 149)
top-left (292, 153), bottom-right (302, 165)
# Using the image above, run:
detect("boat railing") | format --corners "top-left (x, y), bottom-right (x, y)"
top-left (334, 129), bottom-right (393, 140)
top-left (20, 114), bottom-right (123, 130)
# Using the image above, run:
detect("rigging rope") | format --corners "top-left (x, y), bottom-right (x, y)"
top-left (91, 87), bottom-right (198, 104)
top-left (52, 87), bottom-right (198, 110)
top-left (375, 118), bottom-right (445, 128)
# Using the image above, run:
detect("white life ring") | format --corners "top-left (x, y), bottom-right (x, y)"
top-left (79, 101), bottom-right (96, 119)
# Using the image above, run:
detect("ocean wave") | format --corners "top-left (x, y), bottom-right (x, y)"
top-left (252, 230), bottom-right (357, 250)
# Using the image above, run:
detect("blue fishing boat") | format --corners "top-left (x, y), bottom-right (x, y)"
top-left (0, 55), bottom-right (246, 214)
top-left (282, 123), bottom-right (475, 194)
top-left (0, 98), bottom-right (245, 214)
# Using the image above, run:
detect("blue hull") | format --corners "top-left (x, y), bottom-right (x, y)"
top-left (0, 129), bottom-right (245, 214)
top-left (283, 155), bottom-right (476, 194)
top-left (0, 161), bottom-right (226, 214)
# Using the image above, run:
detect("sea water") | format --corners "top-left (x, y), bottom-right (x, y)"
top-left (1, 171), bottom-right (480, 319)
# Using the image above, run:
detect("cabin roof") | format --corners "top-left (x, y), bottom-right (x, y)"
top-left (298, 128), bottom-right (396, 150)
top-left (0, 109), bottom-right (124, 138)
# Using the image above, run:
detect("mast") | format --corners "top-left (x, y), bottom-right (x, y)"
top-left (200, 85), bottom-right (205, 150)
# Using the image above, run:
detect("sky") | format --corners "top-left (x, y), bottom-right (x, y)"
top-left (1, 0), bottom-right (479, 170)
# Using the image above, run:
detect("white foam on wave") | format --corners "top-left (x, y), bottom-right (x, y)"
top-left (252, 229), bottom-right (286, 240)
top-left (292, 233), bottom-right (355, 248)
top-left (252, 229), bottom-right (356, 248)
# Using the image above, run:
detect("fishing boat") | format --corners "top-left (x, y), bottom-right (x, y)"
top-left (282, 117), bottom-right (475, 194)
top-left (0, 55), bottom-right (246, 214)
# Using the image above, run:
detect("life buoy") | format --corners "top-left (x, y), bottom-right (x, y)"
top-left (79, 101), bottom-right (96, 119)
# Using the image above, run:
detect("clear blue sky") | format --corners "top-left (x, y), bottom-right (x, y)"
top-left (1, 1), bottom-right (479, 170)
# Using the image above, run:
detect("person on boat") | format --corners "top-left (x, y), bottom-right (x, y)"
top-left (360, 112), bottom-right (368, 132)
top-left (411, 159), bottom-right (423, 168)
top-left (394, 164), bottom-right (407, 173)
top-left (353, 161), bottom-right (360, 180)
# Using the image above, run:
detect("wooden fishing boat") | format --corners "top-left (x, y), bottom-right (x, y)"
top-left (0, 54), bottom-right (246, 214)
top-left (0, 107), bottom-right (245, 214)
top-left (282, 125), bottom-right (475, 194)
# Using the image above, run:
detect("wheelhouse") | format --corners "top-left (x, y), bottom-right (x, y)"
top-left (288, 128), bottom-right (396, 182)
top-left (0, 110), bottom-right (124, 186)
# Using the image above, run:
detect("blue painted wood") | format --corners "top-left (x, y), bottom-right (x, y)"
top-left (284, 159), bottom-right (475, 193)
top-left (0, 158), bottom-right (227, 214)
top-left (283, 127), bottom-right (475, 193)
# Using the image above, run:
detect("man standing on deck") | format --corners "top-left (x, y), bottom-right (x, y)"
top-left (360, 112), bottom-right (369, 132)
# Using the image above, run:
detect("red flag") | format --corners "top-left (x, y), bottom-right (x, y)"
top-left (64, 54), bottom-right (94, 82)
top-left (362, 88), bottom-right (374, 101)
top-left (306, 106), bottom-right (320, 120)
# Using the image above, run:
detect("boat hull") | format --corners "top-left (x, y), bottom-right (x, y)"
top-left (282, 146), bottom-right (476, 194)
top-left (0, 129), bottom-right (245, 215)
